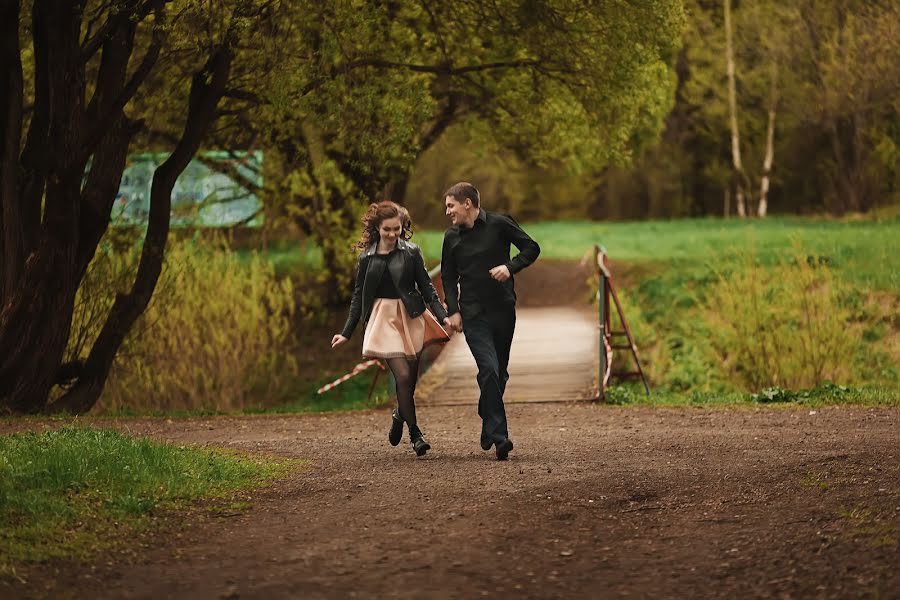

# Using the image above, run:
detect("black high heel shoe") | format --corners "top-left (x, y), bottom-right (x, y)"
top-left (388, 408), bottom-right (404, 446)
top-left (409, 425), bottom-right (431, 456)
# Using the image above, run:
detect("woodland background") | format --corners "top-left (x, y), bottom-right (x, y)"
top-left (1, 0), bottom-right (897, 415)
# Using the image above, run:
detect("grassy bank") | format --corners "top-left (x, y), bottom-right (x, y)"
top-left (0, 427), bottom-right (297, 579)
top-left (603, 384), bottom-right (898, 407)
top-left (259, 216), bottom-right (898, 288)
top-left (96, 216), bottom-right (897, 412)
top-left (417, 216), bottom-right (900, 290)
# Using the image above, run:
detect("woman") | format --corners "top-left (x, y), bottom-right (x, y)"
top-left (331, 201), bottom-right (451, 456)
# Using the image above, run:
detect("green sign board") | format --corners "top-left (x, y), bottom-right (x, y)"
top-left (112, 151), bottom-right (263, 227)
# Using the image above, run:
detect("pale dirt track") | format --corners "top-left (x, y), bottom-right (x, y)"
top-left (3, 403), bottom-right (898, 599)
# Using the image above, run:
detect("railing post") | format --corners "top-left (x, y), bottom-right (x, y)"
top-left (594, 245), bottom-right (606, 402)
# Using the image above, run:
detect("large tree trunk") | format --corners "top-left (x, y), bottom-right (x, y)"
top-left (51, 46), bottom-right (235, 414)
top-left (724, 0), bottom-right (746, 218)
top-left (0, 0), bottom-right (89, 413)
top-left (0, 0), bottom-right (25, 307)
top-left (757, 63), bottom-right (778, 218)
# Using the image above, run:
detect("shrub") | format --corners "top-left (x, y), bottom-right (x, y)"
top-left (65, 232), bottom-right (298, 413)
top-left (702, 244), bottom-right (858, 392)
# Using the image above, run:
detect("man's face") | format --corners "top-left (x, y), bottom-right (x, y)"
top-left (445, 195), bottom-right (470, 226)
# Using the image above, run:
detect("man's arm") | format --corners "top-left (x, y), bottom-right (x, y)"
top-left (501, 214), bottom-right (540, 274)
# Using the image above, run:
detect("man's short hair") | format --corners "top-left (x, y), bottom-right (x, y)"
top-left (444, 182), bottom-right (480, 207)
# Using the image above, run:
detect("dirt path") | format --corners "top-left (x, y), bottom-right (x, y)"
top-left (5, 404), bottom-right (898, 599)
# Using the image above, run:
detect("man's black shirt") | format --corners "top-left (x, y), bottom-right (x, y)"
top-left (440, 209), bottom-right (540, 317)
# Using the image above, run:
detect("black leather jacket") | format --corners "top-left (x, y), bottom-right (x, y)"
top-left (341, 239), bottom-right (448, 339)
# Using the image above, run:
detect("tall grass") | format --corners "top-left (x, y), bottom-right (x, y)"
top-left (66, 232), bottom-right (298, 413)
top-left (702, 246), bottom-right (858, 391)
top-left (0, 427), bottom-right (294, 572)
top-left (598, 237), bottom-right (897, 395)
top-left (68, 217), bottom-right (895, 410)
top-left (254, 216), bottom-right (897, 399)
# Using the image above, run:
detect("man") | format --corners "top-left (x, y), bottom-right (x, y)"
top-left (441, 182), bottom-right (540, 460)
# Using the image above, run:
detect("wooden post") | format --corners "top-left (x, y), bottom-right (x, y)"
top-left (597, 246), bottom-right (606, 402)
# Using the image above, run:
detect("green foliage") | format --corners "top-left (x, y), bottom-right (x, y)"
top-left (66, 232), bottom-right (298, 413)
top-left (596, 0), bottom-right (900, 217)
top-left (458, 217), bottom-right (896, 396)
top-left (701, 244), bottom-right (857, 391)
top-left (417, 216), bottom-right (900, 290)
top-left (261, 370), bottom-right (393, 415)
top-left (752, 382), bottom-right (849, 404)
top-left (0, 426), bottom-right (293, 569)
top-left (250, 0), bottom-right (684, 302)
top-left (602, 382), bottom-right (896, 407)
top-left (603, 384), bottom-right (748, 407)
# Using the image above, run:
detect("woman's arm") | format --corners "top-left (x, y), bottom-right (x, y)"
top-left (413, 247), bottom-right (448, 322)
top-left (339, 255), bottom-right (366, 339)
top-left (440, 234), bottom-right (459, 316)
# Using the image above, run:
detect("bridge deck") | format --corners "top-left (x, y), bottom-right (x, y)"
top-left (416, 307), bottom-right (599, 406)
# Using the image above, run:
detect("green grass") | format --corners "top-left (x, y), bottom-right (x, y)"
top-left (416, 216), bottom-right (900, 290)
top-left (235, 238), bottom-right (322, 277)
top-left (250, 370), bottom-right (394, 414)
top-left (603, 383), bottom-right (899, 407)
top-left (260, 216), bottom-right (899, 290)
top-left (208, 217), bottom-right (900, 410)
top-left (0, 427), bottom-right (297, 577)
top-left (237, 215), bottom-right (898, 406)
top-left (84, 370), bottom-right (395, 418)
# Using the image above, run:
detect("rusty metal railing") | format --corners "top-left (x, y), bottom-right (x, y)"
top-left (591, 245), bottom-right (650, 402)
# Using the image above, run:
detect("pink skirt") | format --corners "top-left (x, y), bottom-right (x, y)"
top-left (362, 299), bottom-right (450, 360)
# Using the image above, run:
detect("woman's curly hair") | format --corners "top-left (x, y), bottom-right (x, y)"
top-left (352, 201), bottom-right (413, 252)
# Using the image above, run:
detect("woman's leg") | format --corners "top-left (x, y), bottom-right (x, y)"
top-left (386, 357), bottom-right (420, 428)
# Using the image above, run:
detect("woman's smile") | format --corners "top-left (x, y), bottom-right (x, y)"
top-left (378, 216), bottom-right (403, 251)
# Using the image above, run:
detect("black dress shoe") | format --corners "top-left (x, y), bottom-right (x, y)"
top-left (495, 438), bottom-right (514, 460)
top-left (409, 425), bottom-right (431, 457)
top-left (480, 434), bottom-right (493, 451)
top-left (388, 408), bottom-right (404, 446)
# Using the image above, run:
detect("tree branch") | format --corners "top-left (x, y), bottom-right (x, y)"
top-left (82, 1), bottom-right (165, 160)
top-left (80, 0), bottom-right (156, 61)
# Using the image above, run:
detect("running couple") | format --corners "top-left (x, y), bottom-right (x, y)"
top-left (331, 182), bottom-right (540, 460)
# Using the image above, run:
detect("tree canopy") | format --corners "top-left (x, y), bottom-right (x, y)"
top-left (1, 0), bottom-right (684, 414)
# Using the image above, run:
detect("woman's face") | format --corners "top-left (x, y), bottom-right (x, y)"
top-left (378, 217), bottom-right (403, 247)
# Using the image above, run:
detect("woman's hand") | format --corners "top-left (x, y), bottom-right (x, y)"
top-left (331, 334), bottom-right (348, 348)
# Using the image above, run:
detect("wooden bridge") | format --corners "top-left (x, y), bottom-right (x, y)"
top-left (416, 306), bottom-right (599, 406)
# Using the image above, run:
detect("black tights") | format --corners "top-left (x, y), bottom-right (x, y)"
top-left (387, 357), bottom-right (419, 429)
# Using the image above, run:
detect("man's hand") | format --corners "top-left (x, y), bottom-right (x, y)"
top-left (446, 313), bottom-right (463, 333)
top-left (489, 265), bottom-right (511, 282)
top-left (331, 334), bottom-right (348, 348)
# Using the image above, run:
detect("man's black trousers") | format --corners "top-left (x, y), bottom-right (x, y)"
top-left (462, 305), bottom-right (516, 445)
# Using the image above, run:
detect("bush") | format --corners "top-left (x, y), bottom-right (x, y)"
top-left (702, 244), bottom-right (858, 392)
top-left (65, 231), bottom-right (298, 413)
